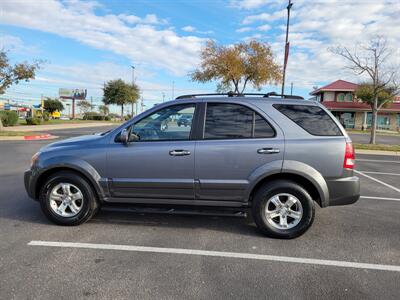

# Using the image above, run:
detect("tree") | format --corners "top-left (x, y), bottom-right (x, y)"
top-left (190, 40), bottom-right (282, 94)
top-left (356, 83), bottom-right (396, 110)
top-left (103, 79), bottom-right (140, 119)
top-left (77, 100), bottom-right (92, 115)
top-left (98, 104), bottom-right (109, 116)
top-left (0, 50), bottom-right (41, 130)
top-left (126, 82), bottom-right (140, 116)
top-left (43, 98), bottom-right (64, 114)
top-left (330, 36), bottom-right (399, 144)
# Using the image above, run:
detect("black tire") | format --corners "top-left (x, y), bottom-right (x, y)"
top-left (39, 171), bottom-right (99, 226)
top-left (251, 180), bottom-right (315, 239)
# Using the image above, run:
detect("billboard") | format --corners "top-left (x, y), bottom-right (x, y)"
top-left (59, 88), bottom-right (87, 100)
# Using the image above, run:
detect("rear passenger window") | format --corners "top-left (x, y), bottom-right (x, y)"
top-left (273, 104), bottom-right (342, 136)
top-left (204, 103), bottom-right (275, 139)
top-left (254, 112), bottom-right (275, 138)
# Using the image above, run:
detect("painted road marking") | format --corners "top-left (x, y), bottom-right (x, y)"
top-left (357, 159), bottom-right (400, 164)
top-left (359, 171), bottom-right (400, 176)
top-left (28, 241), bottom-right (400, 272)
top-left (355, 170), bottom-right (400, 193)
top-left (360, 196), bottom-right (400, 202)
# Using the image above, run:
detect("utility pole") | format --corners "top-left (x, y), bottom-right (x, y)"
top-left (290, 82), bottom-right (293, 95)
top-left (281, 0), bottom-right (293, 96)
top-left (162, 92), bottom-right (165, 103)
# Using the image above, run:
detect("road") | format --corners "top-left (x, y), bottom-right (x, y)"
top-left (0, 126), bottom-right (399, 299)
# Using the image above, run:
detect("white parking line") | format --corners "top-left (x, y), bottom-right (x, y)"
top-left (359, 171), bottom-right (400, 176)
top-left (360, 196), bottom-right (400, 202)
top-left (355, 170), bottom-right (400, 193)
top-left (28, 240), bottom-right (400, 272)
top-left (357, 159), bottom-right (400, 164)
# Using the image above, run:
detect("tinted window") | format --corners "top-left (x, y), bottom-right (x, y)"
top-left (132, 104), bottom-right (195, 141)
top-left (204, 103), bottom-right (275, 139)
top-left (273, 104), bottom-right (342, 136)
top-left (254, 112), bottom-right (275, 138)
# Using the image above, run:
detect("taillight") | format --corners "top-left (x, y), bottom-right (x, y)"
top-left (343, 142), bottom-right (355, 169)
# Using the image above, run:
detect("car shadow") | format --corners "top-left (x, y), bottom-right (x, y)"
top-left (3, 196), bottom-right (264, 238)
top-left (91, 207), bottom-right (264, 238)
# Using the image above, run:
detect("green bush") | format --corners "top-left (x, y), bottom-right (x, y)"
top-left (0, 110), bottom-right (19, 127)
top-left (26, 117), bottom-right (42, 125)
top-left (83, 112), bottom-right (107, 120)
top-left (43, 111), bottom-right (50, 122)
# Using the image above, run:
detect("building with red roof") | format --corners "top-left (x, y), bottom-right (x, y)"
top-left (310, 80), bottom-right (400, 131)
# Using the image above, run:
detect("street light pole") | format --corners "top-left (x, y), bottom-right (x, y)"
top-left (281, 0), bottom-right (293, 96)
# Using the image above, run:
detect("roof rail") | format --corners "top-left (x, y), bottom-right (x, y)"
top-left (175, 92), bottom-right (304, 100)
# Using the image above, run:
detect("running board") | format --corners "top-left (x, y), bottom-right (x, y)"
top-left (101, 204), bottom-right (248, 218)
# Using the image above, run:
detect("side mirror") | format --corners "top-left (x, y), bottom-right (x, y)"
top-left (120, 128), bottom-right (130, 145)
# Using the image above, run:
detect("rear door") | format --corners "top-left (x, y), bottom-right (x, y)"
top-left (194, 102), bottom-right (284, 203)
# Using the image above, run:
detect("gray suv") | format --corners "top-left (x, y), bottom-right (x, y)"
top-left (24, 93), bottom-right (360, 238)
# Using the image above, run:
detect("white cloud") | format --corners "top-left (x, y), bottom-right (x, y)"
top-left (236, 27), bottom-right (252, 33)
top-left (230, 0), bottom-right (277, 10)
top-left (182, 26), bottom-right (196, 32)
top-left (0, 0), bottom-right (206, 76)
top-left (242, 10), bottom-right (285, 24)
top-left (0, 34), bottom-right (24, 50)
top-left (237, 0), bottom-right (400, 91)
top-left (257, 24), bottom-right (271, 31)
top-left (182, 25), bottom-right (214, 35)
top-left (0, 34), bottom-right (40, 55)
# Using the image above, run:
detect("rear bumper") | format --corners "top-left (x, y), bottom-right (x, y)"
top-left (326, 176), bottom-right (360, 206)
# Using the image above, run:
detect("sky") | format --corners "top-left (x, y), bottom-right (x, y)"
top-left (0, 0), bottom-right (399, 114)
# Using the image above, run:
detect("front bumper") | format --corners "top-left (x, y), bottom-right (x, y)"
top-left (326, 176), bottom-right (360, 206)
top-left (24, 169), bottom-right (37, 200)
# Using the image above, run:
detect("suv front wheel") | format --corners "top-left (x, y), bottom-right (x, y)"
top-left (252, 180), bottom-right (315, 239)
top-left (39, 171), bottom-right (99, 226)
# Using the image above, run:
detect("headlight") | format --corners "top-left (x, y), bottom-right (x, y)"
top-left (30, 152), bottom-right (40, 167)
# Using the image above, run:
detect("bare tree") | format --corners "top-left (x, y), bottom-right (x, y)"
top-left (330, 36), bottom-right (399, 144)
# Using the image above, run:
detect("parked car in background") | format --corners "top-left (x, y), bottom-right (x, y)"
top-left (177, 114), bottom-right (192, 127)
top-left (24, 93), bottom-right (359, 238)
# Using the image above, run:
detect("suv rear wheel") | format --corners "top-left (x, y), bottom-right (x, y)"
top-left (252, 180), bottom-right (315, 239)
top-left (39, 171), bottom-right (99, 226)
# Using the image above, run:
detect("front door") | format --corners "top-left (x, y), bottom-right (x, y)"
top-left (107, 103), bottom-right (197, 200)
top-left (195, 102), bottom-right (284, 203)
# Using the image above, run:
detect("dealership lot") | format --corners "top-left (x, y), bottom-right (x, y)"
top-left (0, 128), bottom-right (399, 299)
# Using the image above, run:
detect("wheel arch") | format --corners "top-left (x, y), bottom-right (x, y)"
top-left (34, 165), bottom-right (106, 202)
top-left (248, 173), bottom-right (324, 207)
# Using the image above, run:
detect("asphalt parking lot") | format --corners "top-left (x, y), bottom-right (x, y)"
top-left (0, 127), bottom-right (399, 299)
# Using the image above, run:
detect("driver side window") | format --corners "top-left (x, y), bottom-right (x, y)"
top-left (132, 104), bottom-right (195, 141)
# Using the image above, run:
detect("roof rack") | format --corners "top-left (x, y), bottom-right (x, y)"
top-left (175, 92), bottom-right (304, 100)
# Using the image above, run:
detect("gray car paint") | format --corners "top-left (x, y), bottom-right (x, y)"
top-left (25, 96), bottom-right (360, 208)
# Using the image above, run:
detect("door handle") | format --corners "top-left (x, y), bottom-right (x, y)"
top-left (169, 149), bottom-right (191, 156)
top-left (257, 148), bottom-right (280, 154)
